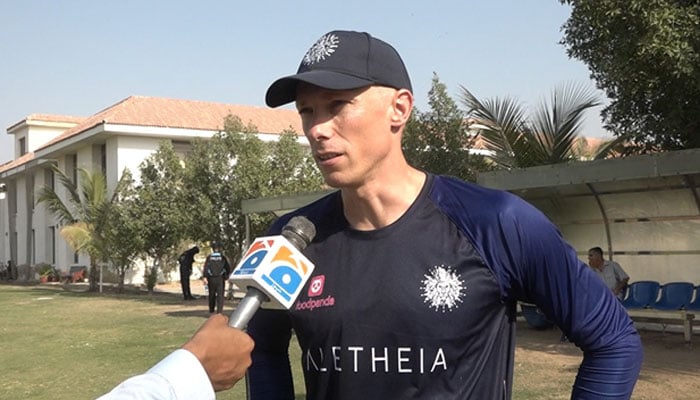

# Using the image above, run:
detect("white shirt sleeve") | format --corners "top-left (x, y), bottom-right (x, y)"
top-left (97, 349), bottom-right (215, 400)
top-left (612, 261), bottom-right (629, 281)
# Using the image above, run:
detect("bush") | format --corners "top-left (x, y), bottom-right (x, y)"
top-left (35, 263), bottom-right (60, 282)
top-left (145, 267), bottom-right (158, 292)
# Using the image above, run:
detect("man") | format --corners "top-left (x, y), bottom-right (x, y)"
top-left (178, 245), bottom-right (200, 300)
top-left (98, 314), bottom-right (254, 399)
top-left (7, 260), bottom-right (14, 281)
top-left (203, 241), bottom-right (230, 314)
top-left (247, 30), bottom-right (642, 399)
top-left (588, 246), bottom-right (630, 299)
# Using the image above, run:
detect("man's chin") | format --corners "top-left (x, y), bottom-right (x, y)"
top-left (321, 173), bottom-right (347, 189)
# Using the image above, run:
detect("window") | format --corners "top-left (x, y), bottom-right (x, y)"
top-left (11, 186), bottom-right (17, 214)
top-left (66, 154), bottom-right (78, 183)
top-left (31, 229), bottom-right (36, 265)
top-left (49, 226), bottom-right (56, 264)
top-left (73, 251), bottom-right (79, 264)
top-left (100, 144), bottom-right (107, 175)
top-left (19, 137), bottom-right (26, 155)
top-left (29, 175), bottom-right (35, 212)
top-left (172, 140), bottom-right (192, 157)
top-left (45, 168), bottom-right (54, 191)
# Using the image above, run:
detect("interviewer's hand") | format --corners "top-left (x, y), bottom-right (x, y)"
top-left (182, 313), bottom-right (254, 391)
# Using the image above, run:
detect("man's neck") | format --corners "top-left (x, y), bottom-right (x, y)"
top-left (341, 168), bottom-right (426, 231)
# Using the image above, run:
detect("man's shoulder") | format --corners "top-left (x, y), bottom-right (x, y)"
top-left (428, 174), bottom-right (547, 229)
top-left (431, 175), bottom-right (529, 210)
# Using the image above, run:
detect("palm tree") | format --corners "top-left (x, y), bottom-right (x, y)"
top-left (461, 82), bottom-right (612, 168)
top-left (36, 165), bottom-right (122, 292)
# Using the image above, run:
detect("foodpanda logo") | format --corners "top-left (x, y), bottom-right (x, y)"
top-left (295, 275), bottom-right (335, 311)
top-left (308, 275), bottom-right (325, 297)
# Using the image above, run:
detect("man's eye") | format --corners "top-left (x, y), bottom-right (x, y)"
top-left (330, 100), bottom-right (347, 112)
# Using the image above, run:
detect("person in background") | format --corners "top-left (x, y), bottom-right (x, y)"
top-left (7, 260), bottom-right (14, 281)
top-left (588, 246), bottom-right (630, 300)
top-left (245, 30), bottom-right (643, 399)
top-left (203, 241), bottom-right (230, 314)
top-left (98, 314), bottom-right (254, 399)
top-left (178, 245), bottom-right (200, 300)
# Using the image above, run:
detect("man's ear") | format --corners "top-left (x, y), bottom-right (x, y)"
top-left (390, 89), bottom-right (413, 128)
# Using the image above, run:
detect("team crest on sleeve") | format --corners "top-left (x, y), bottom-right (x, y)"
top-left (420, 265), bottom-right (465, 312)
top-left (303, 33), bottom-right (339, 65)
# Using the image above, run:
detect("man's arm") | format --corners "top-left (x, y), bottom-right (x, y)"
top-left (182, 314), bottom-right (254, 391)
top-left (612, 262), bottom-right (630, 296)
top-left (246, 309), bottom-right (295, 400)
top-left (614, 277), bottom-right (630, 296)
top-left (202, 255), bottom-right (211, 283)
top-left (223, 256), bottom-right (232, 279)
top-left (99, 314), bottom-right (254, 399)
top-left (481, 194), bottom-right (642, 399)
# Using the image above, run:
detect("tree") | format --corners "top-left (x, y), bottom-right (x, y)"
top-left (403, 74), bottom-right (490, 182)
top-left (559, 0), bottom-right (700, 152)
top-left (268, 128), bottom-right (323, 194)
top-left (133, 141), bottom-right (187, 292)
top-left (183, 115), bottom-right (323, 263)
top-left (36, 166), bottom-right (121, 292)
top-left (461, 82), bottom-right (604, 168)
top-left (103, 169), bottom-right (144, 293)
top-left (183, 116), bottom-right (264, 261)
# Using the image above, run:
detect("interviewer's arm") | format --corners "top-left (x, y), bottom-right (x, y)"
top-left (183, 314), bottom-right (254, 391)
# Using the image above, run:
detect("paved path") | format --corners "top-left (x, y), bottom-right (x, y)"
top-left (156, 279), bottom-right (244, 299)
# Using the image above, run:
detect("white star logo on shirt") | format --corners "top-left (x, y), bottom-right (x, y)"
top-left (420, 265), bottom-right (465, 313)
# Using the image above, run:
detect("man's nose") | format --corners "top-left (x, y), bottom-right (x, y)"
top-left (305, 116), bottom-right (333, 141)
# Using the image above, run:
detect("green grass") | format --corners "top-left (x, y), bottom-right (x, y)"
top-left (0, 284), bottom-right (304, 400)
top-left (7, 283), bottom-right (687, 399)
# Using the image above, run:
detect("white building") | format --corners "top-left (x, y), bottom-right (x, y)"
top-left (0, 95), bottom-right (303, 282)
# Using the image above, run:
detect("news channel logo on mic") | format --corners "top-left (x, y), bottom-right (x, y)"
top-left (230, 236), bottom-right (315, 309)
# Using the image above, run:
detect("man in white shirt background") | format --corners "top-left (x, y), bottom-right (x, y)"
top-left (588, 246), bottom-right (630, 300)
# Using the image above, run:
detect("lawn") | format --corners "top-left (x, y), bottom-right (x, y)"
top-left (0, 284), bottom-right (305, 400)
top-left (1, 283), bottom-right (697, 399)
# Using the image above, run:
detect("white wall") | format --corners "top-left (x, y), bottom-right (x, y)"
top-left (115, 136), bottom-right (164, 184)
top-left (26, 125), bottom-right (65, 154)
top-left (538, 187), bottom-right (700, 285)
top-left (15, 177), bottom-right (29, 266)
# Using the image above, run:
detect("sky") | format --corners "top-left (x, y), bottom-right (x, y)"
top-left (0, 0), bottom-right (611, 165)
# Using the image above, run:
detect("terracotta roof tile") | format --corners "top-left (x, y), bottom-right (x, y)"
top-left (6, 114), bottom-right (86, 132)
top-left (25, 114), bottom-right (86, 124)
top-left (2, 96), bottom-right (303, 176)
top-left (38, 96), bottom-right (302, 151)
top-left (0, 152), bottom-right (35, 173)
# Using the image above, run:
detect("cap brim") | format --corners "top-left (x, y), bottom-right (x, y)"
top-left (265, 70), bottom-right (374, 107)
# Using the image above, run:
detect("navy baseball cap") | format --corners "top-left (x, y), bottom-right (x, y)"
top-left (265, 30), bottom-right (412, 108)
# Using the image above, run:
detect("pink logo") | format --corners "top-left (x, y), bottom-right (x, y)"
top-left (308, 275), bottom-right (325, 297)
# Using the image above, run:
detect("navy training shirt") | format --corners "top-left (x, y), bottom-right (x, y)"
top-left (247, 174), bottom-right (642, 399)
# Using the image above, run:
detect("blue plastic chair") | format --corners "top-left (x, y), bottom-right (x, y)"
top-left (651, 282), bottom-right (695, 310)
top-left (621, 281), bottom-right (661, 309)
top-left (520, 302), bottom-right (554, 330)
top-left (685, 285), bottom-right (700, 311)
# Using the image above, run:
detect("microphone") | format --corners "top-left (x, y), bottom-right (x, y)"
top-left (228, 216), bottom-right (316, 329)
